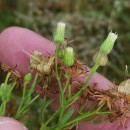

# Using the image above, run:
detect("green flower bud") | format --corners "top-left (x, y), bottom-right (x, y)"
top-left (54, 22), bottom-right (66, 45)
top-left (100, 32), bottom-right (118, 54)
top-left (24, 73), bottom-right (32, 83)
top-left (63, 47), bottom-right (75, 67)
top-left (93, 51), bottom-right (108, 66)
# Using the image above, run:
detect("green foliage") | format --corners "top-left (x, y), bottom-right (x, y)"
top-left (0, 72), bottom-right (16, 115)
top-left (0, 22), bottom-right (118, 129)
top-left (60, 108), bottom-right (74, 126)
top-left (15, 73), bottom-right (39, 119)
top-left (0, 1), bottom-right (130, 129)
top-left (0, 0), bottom-right (128, 82)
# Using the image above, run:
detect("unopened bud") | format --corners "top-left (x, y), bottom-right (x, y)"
top-left (54, 22), bottom-right (66, 45)
top-left (63, 47), bottom-right (74, 67)
top-left (100, 32), bottom-right (118, 54)
top-left (93, 51), bottom-right (108, 66)
top-left (24, 73), bottom-right (32, 83)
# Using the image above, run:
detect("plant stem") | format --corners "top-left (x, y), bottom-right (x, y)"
top-left (64, 112), bottom-right (96, 128)
top-left (68, 84), bottom-right (72, 99)
top-left (55, 44), bottom-right (66, 128)
top-left (40, 124), bottom-right (46, 130)
top-left (55, 46), bottom-right (62, 89)
top-left (68, 53), bottom-right (105, 104)
top-left (0, 72), bottom-right (12, 116)
top-left (63, 75), bottom-right (70, 93)
top-left (45, 110), bottom-right (59, 126)
top-left (15, 73), bottom-right (39, 119)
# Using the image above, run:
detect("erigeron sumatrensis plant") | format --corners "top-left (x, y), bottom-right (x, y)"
top-left (0, 22), bottom-right (130, 130)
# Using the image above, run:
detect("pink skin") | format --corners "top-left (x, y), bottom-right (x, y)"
top-left (0, 27), bottom-right (55, 75)
top-left (0, 27), bottom-right (129, 130)
top-left (0, 117), bottom-right (28, 130)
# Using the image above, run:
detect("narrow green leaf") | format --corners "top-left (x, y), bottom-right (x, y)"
top-left (42, 99), bottom-right (54, 112)
top-left (97, 111), bottom-right (112, 115)
top-left (41, 99), bottom-right (54, 119)
top-left (61, 108), bottom-right (74, 125)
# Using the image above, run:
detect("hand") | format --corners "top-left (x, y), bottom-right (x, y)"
top-left (0, 27), bottom-right (129, 130)
top-left (0, 117), bottom-right (28, 130)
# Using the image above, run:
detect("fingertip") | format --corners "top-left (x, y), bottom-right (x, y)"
top-left (0, 117), bottom-right (28, 130)
top-left (0, 26), bottom-right (55, 75)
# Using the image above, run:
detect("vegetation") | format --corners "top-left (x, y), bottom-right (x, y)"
top-left (0, 1), bottom-right (130, 130)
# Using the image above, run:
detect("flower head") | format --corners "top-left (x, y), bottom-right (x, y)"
top-left (100, 32), bottom-right (118, 54)
top-left (54, 22), bottom-right (66, 45)
top-left (63, 47), bottom-right (75, 67)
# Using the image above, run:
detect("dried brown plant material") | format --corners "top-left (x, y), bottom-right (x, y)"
top-left (65, 67), bottom-right (82, 79)
top-left (65, 60), bottom-right (89, 79)
top-left (82, 83), bottom-right (97, 97)
top-left (29, 50), bottom-right (55, 75)
top-left (35, 85), bottom-right (57, 97)
top-left (82, 85), bottom-right (130, 128)
top-left (118, 78), bottom-right (130, 95)
top-left (59, 38), bottom-right (73, 50)
top-left (109, 108), bottom-right (130, 128)
top-left (82, 89), bottom-right (89, 97)
top-left (29, 51), bottom-right (43, 70)
top-left (1, 63), bottom-right (22, 82)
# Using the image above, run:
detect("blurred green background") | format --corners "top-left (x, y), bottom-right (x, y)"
top-left (0, 0), bottom-right (130, 84)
